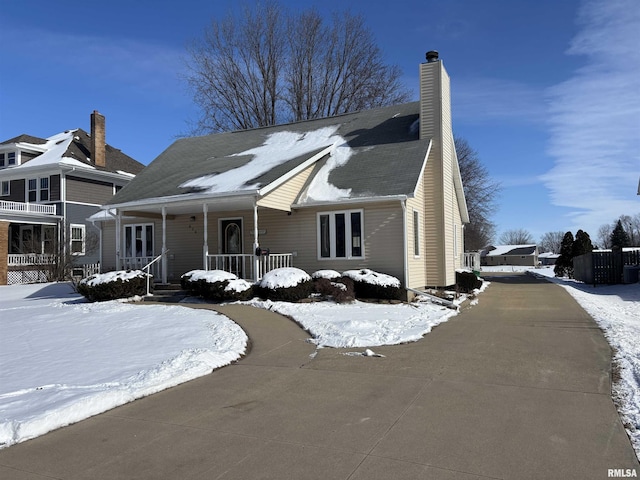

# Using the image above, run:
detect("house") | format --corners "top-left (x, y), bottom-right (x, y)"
top-left (481, 245), bottom-right (539, 267)
top-left (0, 111), bottom-right (144, 285)
top-left (94, 51), bottom-right (469, 293)
top-left (538, 251), bottom-right (560, 266)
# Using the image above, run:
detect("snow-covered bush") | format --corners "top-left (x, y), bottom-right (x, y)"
top-left (342, 269), bottom-right (403, 301)
top-left (181, 270), bottom-right (253, 302)
top-left (456, 270), bottom-right (483, 293)
top-left (256, 267), bottom-right (313, 302)
top-left (77, 270), bottom-right (151, 302)
top-left (311, 269), bottom-right (342, 280)
top-left (313, 276), bottom-right (355, 303)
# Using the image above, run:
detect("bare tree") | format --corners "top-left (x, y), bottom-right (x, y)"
top-left (539, 231), bottom-right (564, 253)
top-left (499, 228), bottom-right (534, 245)
top-left (184, 2), bottom-right (410, 133)
top-left (455, 136), bottom-right (500, 250)
top-left (596, 224), bottom-right (612, 249)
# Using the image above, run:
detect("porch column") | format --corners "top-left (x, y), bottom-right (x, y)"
top-left (253, 202), bottom-right (260, 281)
top-left (162, 206), bottom-right (168, 284)
top-left (115, 209), bottom-right (121, 270)
top-left (203, 203), bottom-right (209, 270)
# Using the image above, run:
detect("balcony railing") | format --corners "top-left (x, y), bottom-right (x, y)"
top-left (8, 254), bottom-right (57, 266)
top-left (0, 200), bottom-right (57, 215)
top-left (207, 253), bottom-right (293, 281)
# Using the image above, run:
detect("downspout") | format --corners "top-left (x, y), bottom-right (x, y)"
top-left (115, 209), bottom-right (121, 270)
top-left (401, 199), bottom-right (409, 297)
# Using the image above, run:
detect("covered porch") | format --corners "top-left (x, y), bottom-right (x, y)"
top-left (0, 201), bottom-right (62, 285)
top-left (108, 194), bottom-right (295, 284)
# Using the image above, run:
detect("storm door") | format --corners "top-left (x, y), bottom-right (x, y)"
top-left (220, 218), bottom-right (243, 277)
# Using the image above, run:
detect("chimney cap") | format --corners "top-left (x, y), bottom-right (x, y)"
top-left (426, 50), bottom-right (439, 62)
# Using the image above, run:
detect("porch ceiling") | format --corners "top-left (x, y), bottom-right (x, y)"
top-left (117, 194), bottom-right (258, 217)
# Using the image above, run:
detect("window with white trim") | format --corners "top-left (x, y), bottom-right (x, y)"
top-left (0, 153), bottom-right (5, 168)
top-left (317, 210), bottom-right (363, 259)
top-left (40, 177), bottom-right (49, 201)
top-left (28, 178), bottom-right (37, 202)
top-left (70, 224), bottom-right (86, 255)
top-left (1, 180), bottom-right (9, 196)
top-left (413, 210), bottom-right (420, 257)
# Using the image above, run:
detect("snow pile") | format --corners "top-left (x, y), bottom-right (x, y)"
top-left (312, 269), bottom-right (342, 280)
top-left (180, 126), bottom-right (351, 196)
top-left (80, 269), bottom-right (148, 287)
top-left (252, 298), bottom-right (457, 348)
top-left (343, 269), bottom-right (401, 287)
top-left (183, 269), bottom-right (238, 283)
top-left (0, 283), bottom-right (247, 449)
top-left (258, 267), bottom-right (311, 289)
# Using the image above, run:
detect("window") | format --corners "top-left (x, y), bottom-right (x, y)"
top-left (40, 178), bottom-right (49, 201)
top-left (413, 210), bottom-right (420, 257)
top-left (0, 153), bottom-right (4, 167)
top-left (70, 224), bottom-right (86, 255)
top-left (8, 152), bottom-right (16, 166)
top-left (43, 226), bottom-right (56, 254)
top-left (28, 179), bottom-right (37, 202)
top-left (124, 224), bottom-right (154, 258)
top-left (1, 180), bottom-right (9, 196)
top-left (317, 210), bottom-right (363, 259)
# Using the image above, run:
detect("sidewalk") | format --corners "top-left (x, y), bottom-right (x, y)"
top-left (1, 273), bottom-right (638, 479)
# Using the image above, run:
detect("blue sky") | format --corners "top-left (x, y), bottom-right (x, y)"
top-left (1, 0), bottom-right (638, 243)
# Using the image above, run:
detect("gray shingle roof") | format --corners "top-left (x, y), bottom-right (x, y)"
top-left (108, 102), bottom-right (429, 206)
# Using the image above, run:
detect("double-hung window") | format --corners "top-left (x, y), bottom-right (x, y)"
top-left (40, 178), bottom-right (49, 201)
top-left (70, 224), bottom-right (86, 255)
top-left (28, 179), bottom-right (37, 202)
top-left (317, 210), bottom-right (363, 259)
top-left (1, 180), bottom-right (9, 196)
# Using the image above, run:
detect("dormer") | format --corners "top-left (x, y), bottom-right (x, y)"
top-left (0, 135), bottom-right (48, 169)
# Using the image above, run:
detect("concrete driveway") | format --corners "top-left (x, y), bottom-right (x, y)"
top-left (1, 272), bottom-right (638, 479)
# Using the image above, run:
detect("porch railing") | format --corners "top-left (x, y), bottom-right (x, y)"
top-left (0, 200), bottom-right (56, 215)
top-left (8, 254), bottom-right (57, 266)
top-left (207, 253), bottom-right (293, 281)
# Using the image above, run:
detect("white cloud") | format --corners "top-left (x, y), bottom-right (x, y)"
top-left (541, 0), bottom-right (640, 233)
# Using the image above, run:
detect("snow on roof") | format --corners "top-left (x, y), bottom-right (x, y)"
top-left (486, 244), bottom-right (537, 256)
top-left (179, 126), bottom-right (350, 198)
top-left (12, 130), bottom-right (94, 170)
top-left (539, 252), bottom-right (560, 258)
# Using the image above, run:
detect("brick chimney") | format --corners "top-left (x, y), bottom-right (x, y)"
top-left (90, 110), bottom-right (106, 168)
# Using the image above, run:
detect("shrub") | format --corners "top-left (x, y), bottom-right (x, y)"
top-left (78, 270), bottom-right (151, 302)
top-left (256, 267), bottom-right (313, 302)
top-left (342, 269), bottom-right (403, 301)
top-left (181, 270), bottom-right (253, 302)
top-left (313, 276), bottom-right (355, 303)
top-left (456, 270), bottom-right (482, 293)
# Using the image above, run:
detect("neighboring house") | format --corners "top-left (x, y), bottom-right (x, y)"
top-left (0, 111), bottom-right (144, 285)
top-left (95, 51), bottom-right (469, 293)
top-left (481, 245), bottom-right (540, 267)
top-left (538, 251), bottom-right (560, 266)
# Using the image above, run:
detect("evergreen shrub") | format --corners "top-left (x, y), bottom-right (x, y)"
top-left (78, 270), bottom-right (151, 302)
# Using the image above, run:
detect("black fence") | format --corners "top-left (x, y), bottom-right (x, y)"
top-left (573, 249), bottom-right (640, 285)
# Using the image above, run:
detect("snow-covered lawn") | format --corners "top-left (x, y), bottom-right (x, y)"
top-left (1, 268), bottom-right (638, 459)
top-left (0, 283), bottom-right (247, 449)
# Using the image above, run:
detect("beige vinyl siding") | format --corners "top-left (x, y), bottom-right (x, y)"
top-left (257, 201), bottom-right (405, 282)
top-left (66, 176), bottom-right (114, 205)
top-left (406, 193), bottom-right (426, 289)
top-left (101, 221), bottom-right (117, 272)
top-left (257, 163), bottom-right (317, 211)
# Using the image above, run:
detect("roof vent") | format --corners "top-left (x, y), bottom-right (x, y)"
top-left (426, 50), bottom-right (439, 62)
